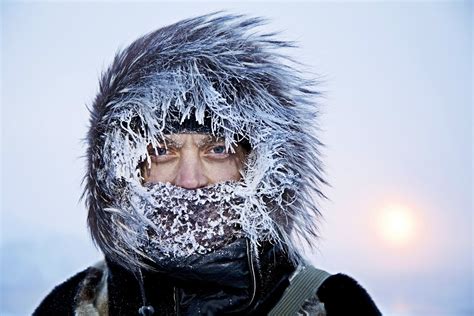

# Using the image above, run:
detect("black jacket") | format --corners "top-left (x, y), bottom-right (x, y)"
top-left (34, 240), bottom-right (381, 316)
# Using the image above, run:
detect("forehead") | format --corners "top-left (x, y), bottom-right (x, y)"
top-left (162, 133), bottom-right (223, 146)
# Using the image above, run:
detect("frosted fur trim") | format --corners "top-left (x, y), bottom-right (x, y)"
top-left (84, 12), bottom-right (326, 270)
top-left (74, 262), bottom-right (109, 316)
top-left (298, 299), bottom-right (326, 316)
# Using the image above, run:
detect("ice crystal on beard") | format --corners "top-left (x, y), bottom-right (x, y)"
top-left (117, 181), bottom-right (276, 261)
top-left (141, 183), bottom-right (242, 258)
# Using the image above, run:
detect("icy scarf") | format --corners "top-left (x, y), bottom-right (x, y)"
top-left (108, 180), bottom-right (278, 267)
top-left (140, 183), bottom-right (241, 259)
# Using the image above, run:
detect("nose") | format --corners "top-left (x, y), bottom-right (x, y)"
top-left (173, 151), bottom-right (209, 189)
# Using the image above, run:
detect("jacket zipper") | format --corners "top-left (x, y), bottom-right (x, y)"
top-left (230, 238), bottom-right (257, 313)
top-left (173, 239), bottom-right (257, 315)
top-left (246, 239), bottom-right (257, 307)
top-left (174, 286), bottom-right (180, 316)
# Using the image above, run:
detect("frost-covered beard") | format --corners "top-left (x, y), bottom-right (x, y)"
top-left (120, 181), bottom-right (249, 263)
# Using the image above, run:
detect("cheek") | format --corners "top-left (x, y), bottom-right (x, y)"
top-left (143, 161), bottom-right (176, 183)
top-left (206, 158), bottom-right (243, 182)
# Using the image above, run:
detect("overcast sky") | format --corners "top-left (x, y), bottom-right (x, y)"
top-left (1, 1), bottom-right (472, 315)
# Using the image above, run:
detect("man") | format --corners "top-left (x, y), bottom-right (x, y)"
top-left (34, 13), bottom-right (381, 315)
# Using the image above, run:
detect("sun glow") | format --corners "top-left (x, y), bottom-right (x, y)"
top-left (378, 205), bottom-right (416, 246)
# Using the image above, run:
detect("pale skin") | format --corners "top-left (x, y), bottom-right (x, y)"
top-left (141, 133), bottom-right (247, 189)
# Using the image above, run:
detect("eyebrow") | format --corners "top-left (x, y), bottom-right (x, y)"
top-left (196, 135), bottom-right (224, 148)
top-left (156, 135), bottom-right (224, 149)
top-left (160, 136), bottom-right (183, 149)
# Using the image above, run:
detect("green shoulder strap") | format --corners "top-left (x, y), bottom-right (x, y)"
top-left (268, 265), bottom-right (331, 316)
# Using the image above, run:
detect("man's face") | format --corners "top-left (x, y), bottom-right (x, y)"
top-left (142, 134), bottom-right (247, 188)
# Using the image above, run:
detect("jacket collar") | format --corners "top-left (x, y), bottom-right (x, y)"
top-left (103, 238), bottom-right (296, 315)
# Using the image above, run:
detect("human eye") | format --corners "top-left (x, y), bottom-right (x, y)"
top-left (205, 143), bottom-right (230, 159)
top-left (148, 146), bottom-right (166, 156)
top-left (148, 145), bottom-right (175, 162)
top-left (210, 145), bottom-right (226, 154)
top-left (155, 147), bottom-right (168, 156)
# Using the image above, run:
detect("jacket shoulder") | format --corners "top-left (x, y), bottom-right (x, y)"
top-left (33, 267), bottom-right (92, 315)
top-left (317, 273), bottom-right (381, 316)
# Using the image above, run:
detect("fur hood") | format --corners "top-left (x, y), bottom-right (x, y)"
top-left (84, 12), bottom-right (326, 271)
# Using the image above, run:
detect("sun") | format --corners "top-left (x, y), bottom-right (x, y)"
top-left (378, 205), bottom-right (416, 245)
